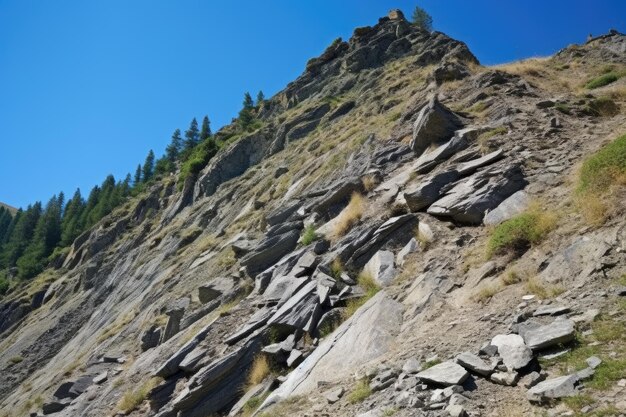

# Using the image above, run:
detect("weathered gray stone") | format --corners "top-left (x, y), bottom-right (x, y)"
top-left (414, 137), bottom-right (468, 174)
top-left (455, 351), bottom-right (494, 377)
top-left (261, 292), bottom-right (403, 408)
top-left (141, 325), bottom-right (162, 351)
top-left (457, 149), bottom-right (504, 175)
top-left (533, 305), bottom-right (571, 317)
top-left (491, 334), bottom-right (533, 370)
top-left (402, 357), bottom-right (423, 374)
top-left (323, 386), bottom-right (344, 404)
top-left (446, 404), bottom-right (468, 417)
top-left (241, 230), bottom-right (300, 276)
top-left (267, 280), bottom-right (320, 331)
top-left (410, 96), bottom-right (463, 156)
top-left (586, 356), bottom-right (602, 369)
top-left (527, 375), bottom-right (579, 402)
top-left (427, 164), bottom-right (527, 224)
top-left (396, 238), bottom-right (418, 267)
top-left (483, 190), bottom-right (530, 226)
top-left (404, 170), bottom-right (460, 211)
top-left (490, 371), bottom-right (519, 386)
top-left (417, 361), bottom-right (469, 386)
top-left (520, 318), bottom-right (575, 351)
top-left (363, 250), bottom-right (397, 287)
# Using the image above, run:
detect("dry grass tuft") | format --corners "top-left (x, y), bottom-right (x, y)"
top-left (117, 377), bottom-right (162, 413)
top-left (525, 277), bottom-right (564, 299)
top-left (247, 355), bottom-right (271, 389)
top-left (472, 282), bottom-right (502, 303)
top-left (331, 192), bottom-right (365, 239)
top-left (361, 175), bottom-right (379, 193)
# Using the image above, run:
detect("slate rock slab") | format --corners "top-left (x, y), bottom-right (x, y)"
top-left (416, 361), bottom-right (469, 386)
top-left (520, 318), bottom-right (575, 351)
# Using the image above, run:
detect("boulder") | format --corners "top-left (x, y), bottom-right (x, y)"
top-left (520, 318), bottom-right (575, 351)
top-left (260, 292), bottom-right (402, 408)
top-left (490, 371), bottom-right (519, 386)
top-left (427, 164), bottom-right (527, 224)
top-left (410, 96), bottom-right (463, 156)
top-left (161, 297), bottom-right (190, 342)
top-left (483, 190), bottom-right (530, 226)
top-left (323, 386), bottom-right (344, 404)
top-left (267, 281), bottom-right (320, 331)
top-left (455, 351), bottom-right (494, 377)
top-left (363, 250), bottom-right (397, 287)
top-left (416, 361), bottom-right (469, 386)
top-left (404, 170), bottom-right (460, 211)
top-left (527, 375), bottom-right (579, 403)
top-left (241, 230), bottom-right (300, 276)
top-left (141, 325), bottom-right (162, 351)
top-left (491, 334), bottom-right (533, 370)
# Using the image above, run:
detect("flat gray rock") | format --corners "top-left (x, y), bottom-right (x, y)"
top-left (455, 351), bottom-right (494, 377)
top-left (404, 170), bottom-right (460, 211)
top-left (483, 190), bottom-right (529, 226)
top-left (417, 361), bottom-right (469, 386)
top-left (457, 149), bottom-right (504, 175)
top-left (521, 318), bottom-right (575, 351)
top-left (527, 375), bottom-right (579, 402)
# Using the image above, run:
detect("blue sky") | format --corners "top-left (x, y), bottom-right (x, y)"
top-left (1, 0), bottom-right (624, 209)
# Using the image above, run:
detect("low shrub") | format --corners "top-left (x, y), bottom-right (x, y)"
top-left (348, 379), bottom-right (371, 403)
top-left (486, 207), bottom-right (556, 258)
top-left (300, 224), bottom-right (319, 245)
top-left (247, 355), bottom-right (271, 388)
top-left (117, 377), bottom-right (162, 412)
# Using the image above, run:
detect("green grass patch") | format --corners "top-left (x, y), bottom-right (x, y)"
top-left (562, 394), bottom-right (595, 413)
top-left (486, 208), bottom-right (556, 258)
top-left (586, 73), bottom-right (619, 89)
top-left (348, 379), bottom-right (372, 403)
top-left (300, 225), bottom-right (319, 246)
top-left (343, 271), bottom-right (380, 319)
top-left (422, 358), bottom-right (442, 369)
top-left (555, 102), bottom-right (571, 115)
top-left (578, 134), bottom-right (626, 193)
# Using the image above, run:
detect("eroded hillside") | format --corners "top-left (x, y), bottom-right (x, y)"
top-left (1, 10), bottom-right (626, 417)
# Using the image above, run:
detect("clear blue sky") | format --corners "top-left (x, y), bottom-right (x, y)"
top-left (1, 0), bottom-right (624, 209)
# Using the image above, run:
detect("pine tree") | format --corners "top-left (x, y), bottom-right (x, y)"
top-left (412, 5), bottom-right (433, 31)
top-left (199, 116), bottom-right (212, 142)
top-left (256, 90), bottom-right (265, 106)
top-left (184, 118), bottom-right (200, 151)
top-left (61, 189), bottom-right (85, 246)
top-left (1, 203), bottom-right (42, 268)
top-left (238, 92), bottom-right (255, 130)
top-left (142, 150), bottom-right (155, 183)
top-left (134, 164), bottom-right (142, 186)
top-left (166, 129), bottom-right (183, 162)
top-left (0, 207), bottom-right (12, 245)
top-left (243, 92), bottom-right (254, 109)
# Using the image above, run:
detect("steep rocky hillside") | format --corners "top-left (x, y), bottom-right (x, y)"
top-left (1, 11), bottom-right (626, 417)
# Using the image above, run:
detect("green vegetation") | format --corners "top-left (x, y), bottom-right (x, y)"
top-left (555, 102), bottom-right (571, 115)
top-left (411, 5), bottom-right (433, 31)
top-left (178, 134), bottom-right (219, 187)
top-left (583, 97), bottom-right (619, 117)
top-left (486, 207), bottom-right (556, 258)
top-left (585, 73), bottom-right (620, 89)
top-left (300, 225), bottom-right (319, 245)
top-left (242, 393), bottom-right (270, 416)
top-left (576, 134), bottom-right (626, 225)
top-left (422, 358), bottom-right (442, 369)
top-left (343, 270), bottom-right (380, 318)
top-left (562, 394), bottom-right (595, 413)
top-left (578, 134), bottom-right (626, 193)
top-left (348, 379), bottom-right (372, 403)
top-left (8, 356), bottom-right (24, 364)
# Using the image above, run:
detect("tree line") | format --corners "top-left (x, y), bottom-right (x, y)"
top-left (0, 91), bottom-right (265, 291)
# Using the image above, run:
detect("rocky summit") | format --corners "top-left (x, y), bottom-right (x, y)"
top-left (1, 9), bottom-right (626, 417)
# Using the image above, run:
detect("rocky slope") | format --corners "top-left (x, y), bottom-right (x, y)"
top-left (1, 10), bottom-right (626, 417)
